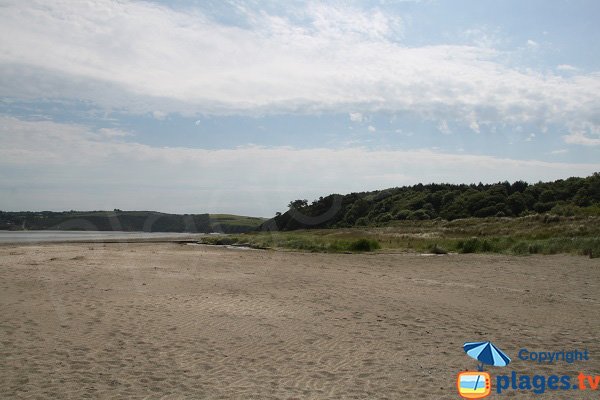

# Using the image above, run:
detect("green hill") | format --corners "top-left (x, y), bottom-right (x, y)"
top-left (209, 214), bottom-right (269, 233)
top-left (0, 210), bottom-right (266, 234)
top-left (262, 173), bottom-right (600, 231)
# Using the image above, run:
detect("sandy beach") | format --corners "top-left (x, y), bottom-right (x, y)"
top-left (1, 242), bottom-right (598, 399)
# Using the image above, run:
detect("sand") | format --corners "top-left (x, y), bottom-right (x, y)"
top-left (1, 243), bottom-right (598, 399)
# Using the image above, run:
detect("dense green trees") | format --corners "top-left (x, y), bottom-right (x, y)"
top-left (265, 173), bottom-right (600, 231)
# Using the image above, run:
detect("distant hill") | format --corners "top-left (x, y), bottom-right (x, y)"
top-left (262, 173), bottom-right (600, 231)
top-left (208, 214), bottom-right (269, 233)
top-left (0, 210), bottom-right (267, 234)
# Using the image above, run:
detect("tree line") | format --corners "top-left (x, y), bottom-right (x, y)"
top-left (264, 173), bottom-right (600, 231)
top-left (0, 210), bottom-right (263, 233)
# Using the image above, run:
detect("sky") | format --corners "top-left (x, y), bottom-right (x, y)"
top-left (1, 0), bottom-right (599, 217)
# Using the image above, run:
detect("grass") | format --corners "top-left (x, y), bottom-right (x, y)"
top-left (200, 233), bottom-right (382, 253)
top-left (198, 214), bottom-right (600, 258)
top-left (348, 238), bottom-right (381, 252)
top-left (209, 214), bottom-right (267, 227)
top-left (427, 243), bottom-right (448, 254)
top-left (208, 214), bottom-right (268, 233)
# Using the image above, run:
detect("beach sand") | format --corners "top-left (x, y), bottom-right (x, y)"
top-left (1, 243), bottom-right (598, 399)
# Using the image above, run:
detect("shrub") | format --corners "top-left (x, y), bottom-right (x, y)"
top-left (408, 209), bottom-right (430, 220)
top-left (534, 202), bottom-right (555, 213)
top-left (456, 238), bottom-right (495, 253)
top-left (395, 209), bottom-right (411, 220)
top-left (582, 247), bottom-right (596, 258)
top-left (328, 241), bottom-right (344, 252)
top-left (550, 204), bottom-right (578, 217)
top-left (355, 217), bottom-right (368, 226)
top-left (527, 243), bottom-right (542, 254)
top-left (511, 241), bottom-right (529, 255)
top-left (474, 205), bottom-right (498, 218)
top-left (458, 238), bottom-right (481, 253)
top-left (428, 243), bottom-right (448, 254)
top-left (579, 239), bottom-right (600, 258)
top-left (377, 213), bottom-right (393, 223)
top-left (209, 237), bottom-right (239, 245)
top-left (348, 238), bottom-right (381, 252)
top-left (480, 239), bottom-right (494, 252)
top-left (543, 214), bottom-right (560, 223)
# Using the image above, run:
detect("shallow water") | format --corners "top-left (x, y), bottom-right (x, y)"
top-left (0, 230), bottom-right (201, 243)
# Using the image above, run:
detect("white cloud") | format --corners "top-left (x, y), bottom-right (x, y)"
top-left (152, 111), bottom-right (168, 120)
top-left (368, 125), bottom-right (376, 133)
top-left (527, 39), bottom-right (539, 47)
top-left (468, 114), bottom-right (480, 134)
top-left (307, 4), bottom-right (403, 41)
top-left (526, 133), bottom-right (536, 142)
top-left (0, 0), bottom-right (598, 135)
top-left (97, 128), bottom-right (132, 138)
top-left (557, 64), bottom-right (578, 72)
top-left (550, 149), bottom-right (568, 155)
top-left (563, 121), bottom-right (600, 146)
top-left (349, 112), bottom-right (364, 122)
top-left (563, 132), bottom-right (600, 146)
top-left (1, 116), bottom-right (599, 215)
top-left (462, 27), bottom-right (503, 48)
top-left (437, 120), bottom-right (451, 134)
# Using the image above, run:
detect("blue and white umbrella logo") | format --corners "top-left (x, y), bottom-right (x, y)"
top-left (463, 341), bottom-right (511, 371)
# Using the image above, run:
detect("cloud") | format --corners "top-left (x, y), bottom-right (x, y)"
top-left (2, 116), bottom-right (599, 215)
top-left (557, 64), bottom-right (578, 72)
top-left (368, 125), bottom-right (376, 133)
top-left (349, 112), bottom-right (364, 122)
top-left (462, 27), bottom-right (504, 48)
top-left (306, 3), bottom-right (403, 41)
top-left (526, 39), bottom-right (539, 47)
top-left (563, 132), bottom-right (600, 146)
top-left (97, 128), bottom-right (132, 138)
top-left (437, 120), bottom-right (451, 135)
top-left (0, 0), bottom-right (599, 137)
top-left (550, 149), bottom-right (568, 155)
top-left (152, 111), bottom-right (168, 120)
top-left (563, 121), bottom-right (600, 146)
top-left (468, 113), bottom-right (480, 134)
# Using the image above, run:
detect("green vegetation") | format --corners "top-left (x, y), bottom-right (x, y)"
top-left (245, 173), bottom-right (599, 257)
top-left (3, 174), bottom-right (598, 258)
top-left (200, 231), bottom-right (383, 253)
top-left (348, 238), bottom-right (381, 252)
top-left (263, 173), bottom-right (600, 231)
top-left (427, 243), bottom-right (448, 254)
top-left (202, 214), bottom-right (600, 257)
top-left (0, 210), bottom-right (266, 233)
top-left (209, 214), bottom-right (268, 233)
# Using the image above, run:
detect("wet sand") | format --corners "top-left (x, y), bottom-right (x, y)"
top-left (1, 243), bottom-right (598, 399)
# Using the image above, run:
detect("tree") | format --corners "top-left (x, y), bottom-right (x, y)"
top-left (265, 173), bottom-right (600, 230)
top-left (288, 199), bottom-right (308, 209)
top-left (511, 180), bottom-right (528, 193)
top-left (507, 192), bottom-right (527, 216)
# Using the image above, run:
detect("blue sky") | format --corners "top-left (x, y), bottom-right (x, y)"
top-left (1, 0), bottom-right (599, 216)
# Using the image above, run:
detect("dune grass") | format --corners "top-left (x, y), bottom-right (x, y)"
top-left (199, 214), bottom-right (600, 257)
top-left (200, 233), bottom-right (381, 253)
